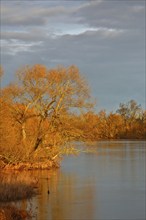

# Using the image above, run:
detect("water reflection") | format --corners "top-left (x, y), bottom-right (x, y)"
top-left (34, 170), bottom-right (97, 220)
top-left (19, 141), bottom-right (145, 220)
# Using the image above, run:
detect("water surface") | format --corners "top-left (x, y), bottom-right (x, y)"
top-left (24, 141), bottom-right (146, 220)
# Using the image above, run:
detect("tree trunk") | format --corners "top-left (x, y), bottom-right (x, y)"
top-left (22, 123), bottom-right (26, 142)
top-left (33, 137), bottom-right (42, 151)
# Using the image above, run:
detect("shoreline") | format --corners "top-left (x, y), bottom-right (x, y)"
top-left (0, 171), bottom-right (40, 220)
top-left (0, 160), bottom-right (60, 170)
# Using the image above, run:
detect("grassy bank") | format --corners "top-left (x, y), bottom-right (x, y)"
top-left (0, 172), bottom-right (38, 220)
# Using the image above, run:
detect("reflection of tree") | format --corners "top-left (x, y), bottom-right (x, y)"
top-left (17, 142), bottom-right (145, 220)
top-left (15, 170), bottom-right (51, 220)
top-left (35, 170), bottom-right (96, 220)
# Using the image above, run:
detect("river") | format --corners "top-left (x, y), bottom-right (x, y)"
top-left (21, 141), bottom-right (145, 220)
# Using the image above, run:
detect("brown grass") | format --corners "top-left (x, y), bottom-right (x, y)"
top-left (0, 172), bottom-right (38, 203)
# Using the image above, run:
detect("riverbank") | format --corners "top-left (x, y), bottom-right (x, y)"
top-left (0, 156), bottom-right (59, 219)
top-left (0, 158), bottom-right (60, 170)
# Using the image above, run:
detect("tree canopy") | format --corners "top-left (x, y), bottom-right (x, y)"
top-left (0, 65), bottom-right (145, 167)
top-left (0, 65), bottom-right (94, 163)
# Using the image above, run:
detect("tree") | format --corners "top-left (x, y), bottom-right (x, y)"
top-left (1, 64), bottom-right (93, 162)
top-left (116, 100), bottom-right (143, 137)
top-left (117, 100), bottom-right (142, 119)
top-left (0, 66), bottom-right (4, 79)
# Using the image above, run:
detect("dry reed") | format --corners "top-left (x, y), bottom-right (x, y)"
top-left (0, 172), bottom-right (38, 203)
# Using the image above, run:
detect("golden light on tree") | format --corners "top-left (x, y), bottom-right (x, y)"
top-left (0, 65), bottom-right (145, 168)
top-left (0, 64), bottom-right (94, 164)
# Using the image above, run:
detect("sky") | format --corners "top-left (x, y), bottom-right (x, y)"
top-left (0, 0), bottom-right (145, 112)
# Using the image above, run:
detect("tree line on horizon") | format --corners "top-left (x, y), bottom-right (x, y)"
top-left (0, 64), bottom-right (145, 164)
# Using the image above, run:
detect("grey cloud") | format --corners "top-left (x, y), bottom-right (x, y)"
top-left (1, 39), bottom-right (43, 55)
top-left (1, 0), bottom-right (145, 111)
top-left (1, 30), bottom-right (49, 42)
top-left (1, 27), bottom-right (128, 57)
top-left (1, 23), bottom-right (144, 70)
top-left (1, 2), bottom-right (72, 27)
top-left (1, 0), bottom-right (145, 30)
top-left (2, 24), bottom-right (144, 75)
top-left (2, 16), bottom-right (46, 26)
top-left (75, 0), bottom-right (145, 30)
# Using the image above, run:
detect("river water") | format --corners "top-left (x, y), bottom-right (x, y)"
top-left (22, 141), bottom-right (145, 220)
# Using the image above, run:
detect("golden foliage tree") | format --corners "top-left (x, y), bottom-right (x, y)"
top-left (0, 65), bottom-right (93, 162)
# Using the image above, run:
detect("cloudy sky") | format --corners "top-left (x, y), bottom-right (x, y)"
top-left (1, 0), bottom-right (145, 112)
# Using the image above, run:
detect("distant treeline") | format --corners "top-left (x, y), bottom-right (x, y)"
top-left (75, 102), bottom-right (146, 141)
top-left (0, 65), bottom-right (145, 164)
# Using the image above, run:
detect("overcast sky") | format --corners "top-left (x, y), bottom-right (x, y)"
top-left (1, 0), bottom-right (145, 112)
